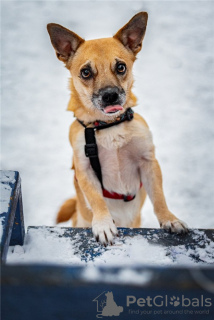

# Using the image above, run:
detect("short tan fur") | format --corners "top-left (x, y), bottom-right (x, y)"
top-left (47, 12), bottom-right (188, 245)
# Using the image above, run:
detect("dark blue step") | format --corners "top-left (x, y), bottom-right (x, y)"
top-left (0, 170), bottom-right (25, 263)
top-left (2, 264), bottom-right (214, 320)
top-left (1, 170), bottom-right (214, 319)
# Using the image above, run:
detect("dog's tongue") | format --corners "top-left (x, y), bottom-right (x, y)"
top-left (104, 105), bottom-right (123, 114)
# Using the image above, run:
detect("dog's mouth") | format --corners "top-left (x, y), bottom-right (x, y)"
top-left (103, 105), bottom-right (123, 114)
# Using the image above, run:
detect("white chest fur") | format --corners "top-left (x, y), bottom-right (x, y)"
top-left (74, 118), bottom-right (154, 226)
top-left (95, 121), bottom-right (153, 195)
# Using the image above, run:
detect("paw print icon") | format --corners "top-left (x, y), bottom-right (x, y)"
top-left (170, 296), bottom-right (180, 307)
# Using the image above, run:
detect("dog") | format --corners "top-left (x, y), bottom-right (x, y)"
top-left (47, 12), bottom-right (188, 245)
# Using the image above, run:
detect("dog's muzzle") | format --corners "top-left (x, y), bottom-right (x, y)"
top-left (92, 86), bottom-right (126, 113)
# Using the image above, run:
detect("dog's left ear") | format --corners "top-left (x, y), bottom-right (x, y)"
top-left (114, 12), bottom-right (148, 55)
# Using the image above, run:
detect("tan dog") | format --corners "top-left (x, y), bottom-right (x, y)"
top-left (47, 12), bottom-right (188, 245)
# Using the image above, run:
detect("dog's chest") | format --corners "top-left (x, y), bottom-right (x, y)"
top-left (96, 128), bottom-right (140, 194)
top-left (96, 128), bottom-right (128, 149)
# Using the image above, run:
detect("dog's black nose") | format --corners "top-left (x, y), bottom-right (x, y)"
top-left (102, 88), bottom-right (119, 105)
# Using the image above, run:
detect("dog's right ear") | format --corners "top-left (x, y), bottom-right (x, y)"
top-left (47, 23), bottom-right (84, 63)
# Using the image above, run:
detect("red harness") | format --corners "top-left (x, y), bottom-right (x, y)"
top-left (102, 182), bottom-right (143, 201)
top-left (75, 176), bottom-right (142, 202)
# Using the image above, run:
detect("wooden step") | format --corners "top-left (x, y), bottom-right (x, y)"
top-left (0, 170), bottom-right (25, 263)
top-left (22, 226), bottom-right (214, 264)
top-left (2, 264), bottom-right (214, 320)
top-left (1, 170), bottom-right (214, 319)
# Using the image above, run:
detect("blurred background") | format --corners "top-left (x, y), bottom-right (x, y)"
top-left (1, 1), bottom-right (214, 229)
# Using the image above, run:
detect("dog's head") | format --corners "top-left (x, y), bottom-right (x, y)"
top-left (47, 12), bottom-right (148, 121)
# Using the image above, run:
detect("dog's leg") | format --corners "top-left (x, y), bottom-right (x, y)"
top-left (75, 167), bottom-right (118, 245)
top-left (140, 159), bottom-right (188, 233)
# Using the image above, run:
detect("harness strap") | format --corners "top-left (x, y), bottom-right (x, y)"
top-left (79, 108), bottom-right (140, 202)
top-left (84, 127), bottom-right (104, 189)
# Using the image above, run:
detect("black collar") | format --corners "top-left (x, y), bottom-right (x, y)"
top-left (77, 107), bottom-right (134, 131)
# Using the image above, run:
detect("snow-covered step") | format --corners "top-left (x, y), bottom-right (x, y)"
top-left (1, 170), bottom-right (214, 319)
top-left (7, 226), bottom-right (214, 266)
top-left (0, 170), bottom-right (25, 263)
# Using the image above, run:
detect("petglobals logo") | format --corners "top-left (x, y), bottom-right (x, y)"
top-left (127, 295), bottom-right (212, 308)
top-left (93, 291), bottom-right (124, 318)
top-left (93, 291), bottom-right (212, 318)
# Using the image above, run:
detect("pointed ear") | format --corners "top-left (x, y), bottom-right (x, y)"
top-left (113, 12), bottom-right (148, 55)
top-left (47, 23), bottom-right (84, 63)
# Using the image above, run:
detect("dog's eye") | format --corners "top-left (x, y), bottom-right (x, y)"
top-left (81, 68), bottom-right (92, 79)
top-left (116, 63), bottom-right (126, 75)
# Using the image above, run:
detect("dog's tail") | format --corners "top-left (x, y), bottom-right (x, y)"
top-left (56, 197), bottom-right (77, 224)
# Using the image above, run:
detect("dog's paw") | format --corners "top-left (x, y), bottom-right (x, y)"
top-left (160, 219), bottom-right (188, 234)
top-left (92, 216), bottom-right (118, 246)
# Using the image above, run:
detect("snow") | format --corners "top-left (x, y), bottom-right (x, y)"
top-left (82, 267), bottom-right (153, 285)
top-left (7, 227), bottom-right (82, 265)
top-left (0, 217), bottom-right (4, 242)
top-left (6, 227), bottom-right (214, 267)
top-left (0, 171), bottom-right (16, 214)
top-left (0, 171), bottom-right (16, 240)
top-left (1, 1), bottom-right (214, 265)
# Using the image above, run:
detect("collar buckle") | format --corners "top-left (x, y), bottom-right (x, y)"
top-left (126, 108), bottom-right (134, 121)
top-left (85, 143), bottom-right (98, 158)
top-left (123, 194), bottom-right (136, 202)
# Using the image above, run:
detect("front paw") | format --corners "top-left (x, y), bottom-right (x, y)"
top-left (92, 216), bottom-right (118, 246)
top-left (160, 219), bottom-right (188, 234)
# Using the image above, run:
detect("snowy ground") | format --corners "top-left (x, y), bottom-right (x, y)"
top-left (1, 1), bottom-right (214, 264)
